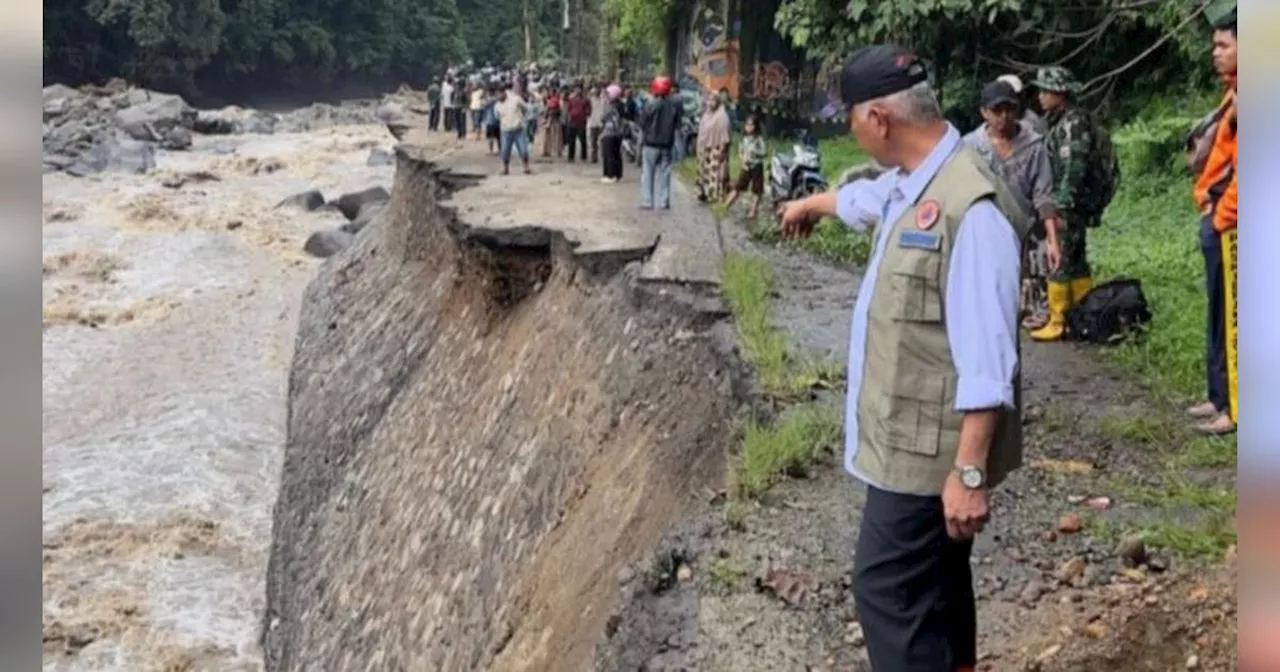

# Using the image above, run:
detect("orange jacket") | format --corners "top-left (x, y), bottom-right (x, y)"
top-left (1194, 89), bottom-right (1237, 232)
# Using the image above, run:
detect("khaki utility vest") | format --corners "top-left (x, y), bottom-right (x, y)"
top-left (854, 145), bottom-right (1031, 496)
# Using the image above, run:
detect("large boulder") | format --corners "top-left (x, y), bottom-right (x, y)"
top-left (42, 84), bottom-right (86, 120)
top-left (303, 228), bottom-right (354, 258)
top-left (160, 127), bottom-right (193, 151)
top-left (64, 134), bottom-right (157, 176)
top-left (333, 186), bottom-right (391, 221)
top-left (193, 106), bottom-right (279, 135)
top-left (114, 91), bottom-right (196, 137)
top-left (276, 189), bottom-right (326, 212)
top-left (339, 202), bottom-right (385, 235)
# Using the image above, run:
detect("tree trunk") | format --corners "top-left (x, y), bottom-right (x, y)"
top-left (523, 0), bottom-right (533, 62)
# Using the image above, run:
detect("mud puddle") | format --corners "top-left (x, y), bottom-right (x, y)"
top-left (41, 124), bottom-right (400, 670)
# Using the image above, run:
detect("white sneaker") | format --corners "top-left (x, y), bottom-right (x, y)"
top-left (601, 177), bottom-right (613, 184)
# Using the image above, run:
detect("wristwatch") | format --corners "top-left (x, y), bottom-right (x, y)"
top-left (954, 465), bottom-right (986, 489)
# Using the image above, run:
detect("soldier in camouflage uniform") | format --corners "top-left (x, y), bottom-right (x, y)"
top-left (1029, 66), bottom-right (1099, 342)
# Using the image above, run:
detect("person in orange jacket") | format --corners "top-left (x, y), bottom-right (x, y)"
top-left (1187, 8), bottom-right (1237, 436)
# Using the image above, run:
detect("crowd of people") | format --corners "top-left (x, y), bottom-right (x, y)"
top-left (421, 64), bottom-right (648, 181)
top-left (418, 64), bottom-right (712, 213)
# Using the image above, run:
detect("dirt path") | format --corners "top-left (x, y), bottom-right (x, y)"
top-left (598, 207), bottom-right (1237, 670)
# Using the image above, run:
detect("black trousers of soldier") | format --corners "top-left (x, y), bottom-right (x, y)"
top-left (854, 486), bottom-right (977, 672)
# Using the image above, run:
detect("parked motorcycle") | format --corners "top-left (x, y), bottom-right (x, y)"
top-left (769, 131), bottom-right (828, 203)
top-left (621, 119), bottom-right (642, 165)
top-left (679, 112), bottom-right (699, 159)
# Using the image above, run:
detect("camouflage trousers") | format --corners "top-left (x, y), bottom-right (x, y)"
top-left (1047, 215), bottom-right (1096, 282)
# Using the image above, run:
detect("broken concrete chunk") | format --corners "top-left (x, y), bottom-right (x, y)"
top-left (366, 148), bottom-right (394, 166)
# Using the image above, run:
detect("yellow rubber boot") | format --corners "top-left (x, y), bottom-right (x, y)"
top-left (1030, 281), bottom-right (1072, 342)
top-left (1070, 276), bottom-right (1094, 305)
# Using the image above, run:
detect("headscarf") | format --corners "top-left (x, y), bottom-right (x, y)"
top-left (606, 84), bottom-right (622, 100)
top-left (698, 98), bottom-right (731, 151)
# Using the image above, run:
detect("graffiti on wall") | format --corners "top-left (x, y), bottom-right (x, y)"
top-left (683, 6), bottom-right (741, 100)
top-left (751, 61), bottom-right (797, 101)
top-left (812, 55), bottom-right (845, 121)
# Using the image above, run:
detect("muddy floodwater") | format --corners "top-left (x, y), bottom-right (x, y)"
top-left (42, 125), bottom-right (395, 670)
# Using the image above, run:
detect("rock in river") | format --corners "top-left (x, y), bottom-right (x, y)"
top-left (277, 190), bottom-right (327, 212)
top-left (334, 186), bottom-right (391, 221)
top-left (304, 229), bottom-right (354, 258)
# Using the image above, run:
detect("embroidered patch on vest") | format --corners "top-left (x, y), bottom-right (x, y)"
top-left (898, 230), bottom-right (942, 251)
top-left (915, 200), bottom-right (940, 230)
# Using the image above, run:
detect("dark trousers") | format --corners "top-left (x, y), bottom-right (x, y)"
top-left (854, 486), bottom-right (976, 672)
top-left (454, 109), bottom-right (467, 139)
top-left (1200, 216), bottom-right (1230, 412)
top-left (589, 126), bottom-right (603, 163)
top-left (601, 135), bottom-right (623, 179)
top-left (443, 107), bottom-right (454, 131)
top-left (428, 104), bottom-right (440, 131)
top-left (566, 126), bottom-right (588, 161)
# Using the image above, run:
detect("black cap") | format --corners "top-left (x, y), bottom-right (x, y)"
top-left (838, 44), bottom-right (929, 108)
top-left (981, 80), bottom-right (1020, 109)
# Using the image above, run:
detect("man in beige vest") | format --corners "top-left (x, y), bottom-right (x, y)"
top-left (780, 45), bottom-right (1029, 672)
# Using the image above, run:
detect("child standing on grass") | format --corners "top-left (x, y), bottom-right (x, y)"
top-left (723, 115), bottom-right (766, 219)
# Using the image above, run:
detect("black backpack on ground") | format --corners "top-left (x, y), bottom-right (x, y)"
top-left (1065, 278), bottom-right (1152, 344)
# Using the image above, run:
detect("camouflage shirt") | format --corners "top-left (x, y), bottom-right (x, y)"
top-left (1043, 105), bottom-right (1098, 215)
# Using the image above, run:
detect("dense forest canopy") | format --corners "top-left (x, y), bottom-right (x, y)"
top-left (43, 0), bottom-right (609, 103)
top-left (44, 0), bottom-right (1224, 115)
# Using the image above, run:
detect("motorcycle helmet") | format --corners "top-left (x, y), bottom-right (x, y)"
top-left (650, 76), bottom-right (673, 97)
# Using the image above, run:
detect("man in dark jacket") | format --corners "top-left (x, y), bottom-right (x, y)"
top-left (565, 87), bottom-right (592, 162)
top-left (639, 77), bottom-right (682, 209)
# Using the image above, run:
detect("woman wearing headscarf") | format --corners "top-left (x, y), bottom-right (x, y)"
top-left (541, 87), bottom-right (565, 159)
top-left (599, 84), bottom-right (626, 183)
top-left (696, 95), bottom-right (733, 202)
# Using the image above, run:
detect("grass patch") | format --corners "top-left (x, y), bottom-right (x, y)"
top-left (1095, 413), bottom-right (1180, 445)
top-left (721, 252), bottom-right (843, 397)
top-left (1170, 435), bottom-right (1238, 469)
top-left (737, 403), bottom-right (843, 497)
top-left (1090, 172), bottom-right (1207, 401)
top-left (1096, 444), bottom-right (1238, 559)
top-left (720, 252), bottom-right (845, 496)
top-left (706, 557), bottom-right (746, 592)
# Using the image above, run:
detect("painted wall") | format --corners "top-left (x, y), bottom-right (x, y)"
top-left (672, 0), bottom-right (845, 125)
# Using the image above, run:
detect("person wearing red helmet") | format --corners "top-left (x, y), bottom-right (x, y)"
top-left (639, 76), bottom-right (683, 209)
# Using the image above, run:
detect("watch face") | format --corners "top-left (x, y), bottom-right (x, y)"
top-left (961, 467), bottom-right (984, 488)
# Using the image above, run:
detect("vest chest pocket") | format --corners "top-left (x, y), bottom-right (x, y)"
top-left (889, 248), bottom-right (943, 323)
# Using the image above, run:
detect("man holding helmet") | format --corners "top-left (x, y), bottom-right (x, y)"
top-left (638, 76), bottom-right (684, 210)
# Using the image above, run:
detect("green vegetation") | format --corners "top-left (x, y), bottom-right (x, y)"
top-left (738, 403), bottom-right (842, 497)
top-left (772, 0), bottom-right (1215, 120)
top-left (44, 0), bottom-right (611, 97)
top-left (720, 253), bottom-right (842, 398)
top-left (706, 557), bottom-right (747, 591)
top-left (720, 252), bottom-right (844, 497)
